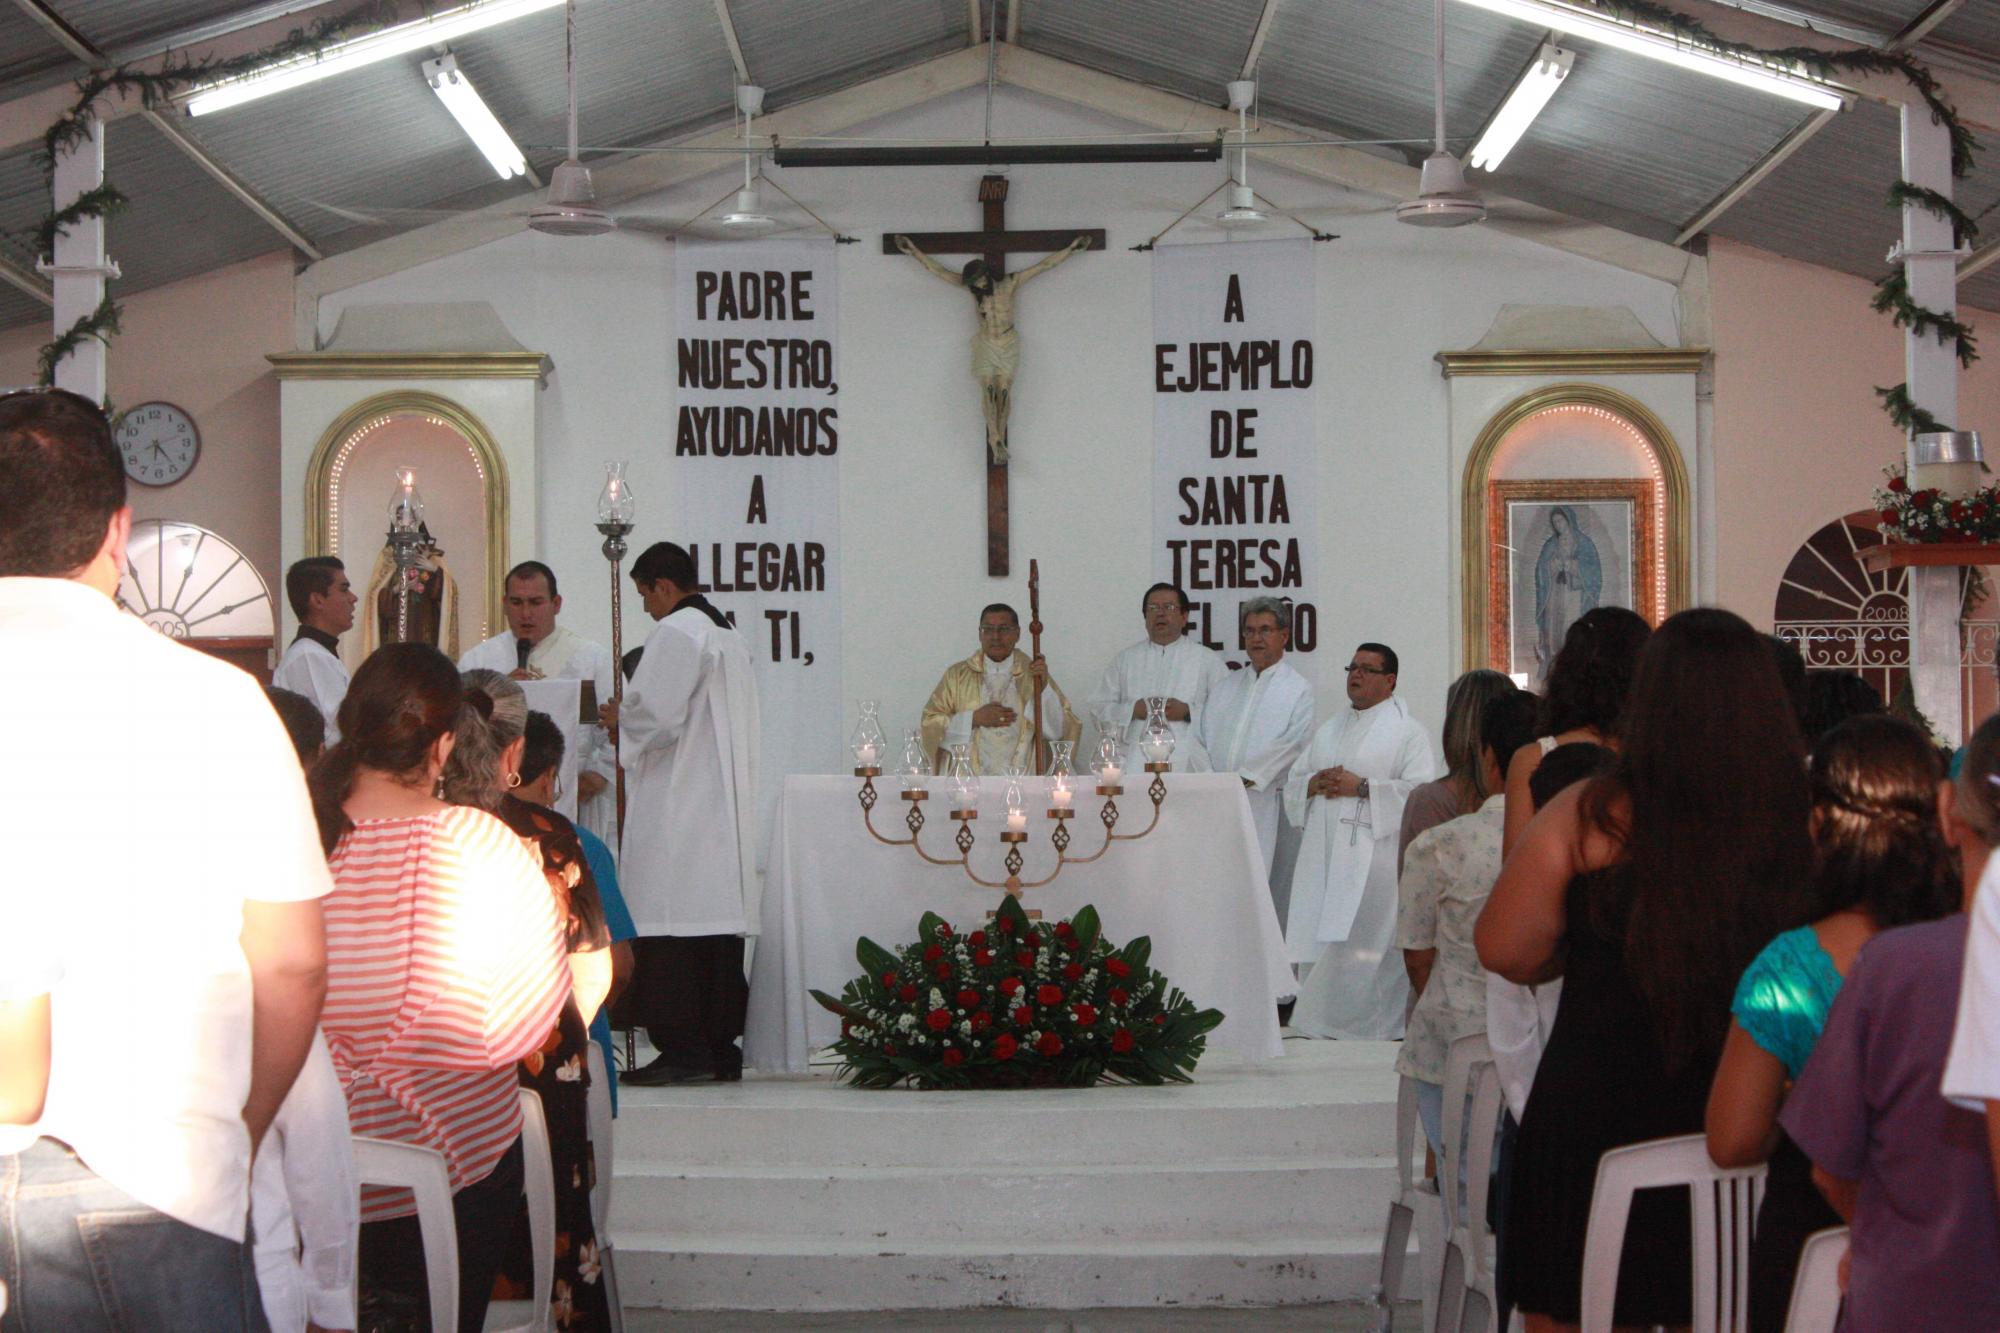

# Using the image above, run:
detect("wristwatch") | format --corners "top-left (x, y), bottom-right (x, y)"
top-left (1357, 778), bottom-right (1370, 800)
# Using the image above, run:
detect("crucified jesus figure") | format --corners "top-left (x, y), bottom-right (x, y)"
top-left (894, 232), bottom-right (1092, 465)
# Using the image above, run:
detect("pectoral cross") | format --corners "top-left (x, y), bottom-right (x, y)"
top-left (888, 176), bottom-right (1104, 577)
top-left (1338, 800), bottom-right (1372, 846)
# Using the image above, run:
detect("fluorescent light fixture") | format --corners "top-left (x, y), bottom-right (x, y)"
top-left (185, 0), bottom-right (563, 116)
top-left (1451, 0), bottom-right (1845, 109)
top-left (423, 54), bottom-right (527, 179)
top-left (1470, 43), bottom-right (1573, 171)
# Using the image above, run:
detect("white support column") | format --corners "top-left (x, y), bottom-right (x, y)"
top-left (1900, 103), bottom-right (1964, 738)
top-left (45, 117), bottom-right (114, 402)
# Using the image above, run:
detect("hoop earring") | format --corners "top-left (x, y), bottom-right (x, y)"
top-left (506, 771), bottom-right (522, 789)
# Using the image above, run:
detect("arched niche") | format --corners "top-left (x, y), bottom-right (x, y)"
top-left (1460, 383), bottom-right (1690, 681)
top-left (302, 391), bottom-right (508, 670)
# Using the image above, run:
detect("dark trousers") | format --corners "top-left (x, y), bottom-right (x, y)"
top-left (358, 1137), bottom-right (522, 1333)
top-left (628, 934), bottom-right (748, 1073)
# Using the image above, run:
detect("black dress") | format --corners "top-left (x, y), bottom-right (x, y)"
top-left (492, 794), bottom-right (614, 1332)
top-left (1499, 869), bottom-right (1715, 1326)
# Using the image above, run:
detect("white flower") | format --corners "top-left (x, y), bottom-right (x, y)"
top-left (959, 1020), bottom-right (973, 1037)
top-left (898, 1013), bottom-right (916, 1031)
top-left (930, 987), bottom-right (945, 1007)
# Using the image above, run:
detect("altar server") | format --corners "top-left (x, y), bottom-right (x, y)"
top-left (1089, 582), bottom-right (1227, 771)
top-left (608, 541), bottom-right (761, 1085)
top-left (921, 602), bottom-right (1081, 774)
top-left (460, 560), bottom-right (616, 847)
top-left (1195, 597), bottom-right (1314, 876)
top-left (273, 556), bottom-right (356, 743)
top-left (1284, 642), bottom-right (1438, 1039)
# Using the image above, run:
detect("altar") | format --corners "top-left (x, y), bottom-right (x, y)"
top-left (744, 773), bottom-right (1295, 1073)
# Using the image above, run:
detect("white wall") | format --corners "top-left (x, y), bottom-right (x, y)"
top-left (317, 85), bottom-right (1682, 754)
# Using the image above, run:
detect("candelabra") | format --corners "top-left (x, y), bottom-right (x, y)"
top-left (596, 462), bottom-right (636, 835)
top-left (385, 467), bottom-right (425, 643)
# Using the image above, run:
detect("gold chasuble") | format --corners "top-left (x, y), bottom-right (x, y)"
top-left (921, 649), bottom-right (1082, 775)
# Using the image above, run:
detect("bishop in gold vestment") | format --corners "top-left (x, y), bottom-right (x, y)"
top-left (920, 604), bottom-right (1081, 774)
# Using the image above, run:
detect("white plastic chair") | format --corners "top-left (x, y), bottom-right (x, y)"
top-left (1434, 1035), bottom-right (1508, 1333)
top-left (1579, 1133), bottom-right (1767, 1333)
top-left (1783, 1226), bottom-right (1848, 1333)
top-left (486, 1088), bottom-right (555, 1333)
top-left (585, 1042), bottom-right (625, 1331)
top-left (349, 1137), bottom-right (460, 1333)
top-left (1372, 1075), bottom-right (1446, 1333)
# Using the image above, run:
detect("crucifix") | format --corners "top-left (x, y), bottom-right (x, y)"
top-left (1338, 802), bottom-right (1371, 847)
top-left (887, 175), bottom-right (1104, 576)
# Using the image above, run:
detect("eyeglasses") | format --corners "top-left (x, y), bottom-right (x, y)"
top-left (978, 624), bottom-right (1019, 636)
top-left (1344, 663), bottom-right (1392, 675)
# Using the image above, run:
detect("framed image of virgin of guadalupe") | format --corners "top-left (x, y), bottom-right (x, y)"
top-left (1488, 478), bottom-right (1659, 687)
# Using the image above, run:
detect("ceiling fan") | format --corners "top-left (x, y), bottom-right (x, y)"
top-left (1397, 0), bottom-right (1488, 226)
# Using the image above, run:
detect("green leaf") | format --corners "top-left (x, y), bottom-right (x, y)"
top-left (918, 910), bottom-right (950, 943)
top-left (1123, 935), bottom-right (1153, 974)
top-left (809, 989), bottom-right (866, 1022)
top-left (1071, 904), bottom-right (1101, 956)
top-left (855, 936), bottom-right (899, 980)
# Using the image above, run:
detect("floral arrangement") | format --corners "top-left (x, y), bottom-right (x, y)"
top-left (1874, 463), bottom-right (2000, 545)
top-left (809, 894), bottom-right (1223, 1090)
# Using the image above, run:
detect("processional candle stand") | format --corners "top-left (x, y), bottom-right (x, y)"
top-left (595, 462), bottom-right (636, 836)
top-left (850, 561), bottom-right (1170, 896)
top-left (386, 467), bottom-right (426, 643)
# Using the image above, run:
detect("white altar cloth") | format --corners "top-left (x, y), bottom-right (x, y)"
top-left (745, 773), bottom-right (1294, 1072)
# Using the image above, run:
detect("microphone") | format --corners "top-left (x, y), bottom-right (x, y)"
top-left (516, 638), bottom-right (533, 673)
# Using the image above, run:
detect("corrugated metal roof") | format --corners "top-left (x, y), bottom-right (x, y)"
top-left (1256, 0), bottom-right (1547, 154)
top-left (0, 8), bottom-right (79, 105)
top-left (1017, 0), bottom-right (1266, 107)
top-left (0, 282), bottom-right (47, 337)
top-left (728, 0), bottom-right (969, 108)
top-left (96, 114), bottom-right (290, 294)
top-left (1926, 3), bottom-right (2000, 59)
top-left (49, 0), bottom-right (278, 56)
top-left (1732, 0), bottom-right (1935, 38)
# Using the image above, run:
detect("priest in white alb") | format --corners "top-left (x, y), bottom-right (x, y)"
top-left (921, 602), bottom-right (1082, 774)
top-left (1283, 641), bottom-right (1437, 1039)
top-left (272, 556), bottom-right (356, 744)
top-left (1089, 582), bottom-right (1227, 771)
top-left (1195, 597), bottom-right (1315, 877)
top-left (458, 560), bottom-right (617, 847)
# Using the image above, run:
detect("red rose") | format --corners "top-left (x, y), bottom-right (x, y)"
top-left (1025, 932), bottom-right (1042, 948)
top-left (975, 949), bottom-right (994, 966)
top-left (1037, 984), bottom-right (1064, 1006)
top-left (1109, 987), bottom-right (1130, 1007)
top-left (923, 944), bottom-right (943, 962)
top-left (1112, 1029), bottom-right (1135, 1053)
top-left (995, 915), bottom-right (1016, 935)
top-left (881, 971), bottom-right (899, 988)
top-left (942, 1048), bottom-right (965, 1066)
top-left (969, 931), bottom-right (987, 947)
top-left (1879, 509), bottom-right (1900, 527)
top-left (999, 976), bottom-right (1023, 995)
top-left (1055, 921), bottom-right (1075, 938)
top-left (884, 1043), bottom-right (898, 1056)
top-left (1014, 1007), bottom-right (1034, 1026)
top-left (937, 923), bottom-right (954, 938)
top-left (1153, 1014), bottom-right (1166, 1026)
top-left (971, 1011), bottom-right (992, 1030)
top-left (926, 1008), bottom-right (952, 1031)
top-left (1072, 1002), bottom-right (1098, 1026)
top-left (1952, 501), bottom-right (1969, 522)
top-left (1016, 951), bottom-right (1035, 968)
top-left (1105, 957), bottom-right (1132, 978)
top-left (898, 984), bottom-right (918, 1002)
top-left (934, 962), bottom-right (953, 980)
top-left (841, 1020), bottom-right (853, 1036)
top-left (993, 1033), bottom-right (1018, 1060)
top-left (1889, 474), bottom-right (1907, 492)
top-left (1036, 1033), bottom-right (1063, 1057)
top-left (957, 989), bottom-right (981, 1009)
top-left (1062, 962), bottom-right (1084, 981)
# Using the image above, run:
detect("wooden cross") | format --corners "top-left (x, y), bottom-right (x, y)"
top-left (884, 175), bottom-right (1105, 576)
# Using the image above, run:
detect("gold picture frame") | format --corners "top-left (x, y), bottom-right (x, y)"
top-left (1488, 479), bottom-right (1661, 681)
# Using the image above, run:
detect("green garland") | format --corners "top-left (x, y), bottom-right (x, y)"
top-left (1875, 383), bottom-right (1950, 436)
top-left (1871, 269), bottom-right (1980, 368)
top-left (1887, 181), bottom-right (1981, 246)
top-left (30, 2), bottom-right (392, 391)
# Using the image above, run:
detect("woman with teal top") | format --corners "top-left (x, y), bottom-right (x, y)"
top-left (1707, 713), bottom-right (1960, 1333)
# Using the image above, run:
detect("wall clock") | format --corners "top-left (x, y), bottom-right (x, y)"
top-left (115, 401), bottom-right (200, 486)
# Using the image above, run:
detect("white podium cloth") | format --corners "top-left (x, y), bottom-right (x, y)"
top-left (745, 773), bottom-right (1293, 1072)
top-left (515, 678), bottom-right (582, 823)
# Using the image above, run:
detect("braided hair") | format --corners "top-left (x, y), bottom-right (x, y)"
top-left (1809, 713), bottom-right (1958, 928)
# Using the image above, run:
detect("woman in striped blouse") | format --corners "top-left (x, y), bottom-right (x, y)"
top-left (309, 643), bottom-right (570, 1332)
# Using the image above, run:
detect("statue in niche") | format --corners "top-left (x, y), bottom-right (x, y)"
top-left (357, 524), bottom-right (462, 660)
top-left (1534, 504), bottom-right (1602, 680)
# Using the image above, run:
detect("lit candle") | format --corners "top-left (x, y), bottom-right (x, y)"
top-left (1006, 808), bottom-right (1027, 833)
top-left (1052, 783), bottom-right (1072, 809)
top-left (857, 742), bottom-right (880, 766)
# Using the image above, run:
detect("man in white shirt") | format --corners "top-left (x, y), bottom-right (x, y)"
top-left (1194, 597), bottom-right (1314, 877)
top-left (604, 541), bottom-right (761, 1086)
top-left (0, 388), bottom-right (331, 1329)
top-left (459, 560), bottom-right (616, 846)
top-left (272, 555), bottom-right (356, 743)
top-left (920, 602), bottom-right (1081, 775)
top-left (1283, 642), bottom-right (1438, 1039)
top-left (1089, 582), bottom-right (1227, 771)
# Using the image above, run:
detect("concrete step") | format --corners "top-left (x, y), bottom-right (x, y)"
top-left (609, 1235), bottom-right (1390, 1312)
top-left (610, 1158), bottom-right (1398, 1244)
